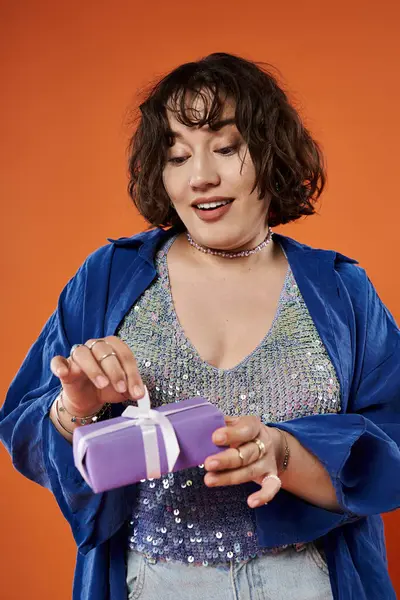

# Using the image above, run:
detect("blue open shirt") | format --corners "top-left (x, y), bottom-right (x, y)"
top-left (1, 227), bottom-right (400, 600)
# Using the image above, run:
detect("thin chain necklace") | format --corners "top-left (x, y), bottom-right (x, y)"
top-left (186, 227), bottom-right (273, 258)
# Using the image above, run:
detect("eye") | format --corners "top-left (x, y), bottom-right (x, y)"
top-left (216, 145), bottom-right (239, 156)
top-left (167, 156), bottom-right (188, 165)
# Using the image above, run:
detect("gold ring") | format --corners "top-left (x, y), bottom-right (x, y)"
top-left (253, 437), bottom-right (266, 459)
top-left (87, 339), bottom-right (105, 350)
top-left (70, 343), bottom-right (83, 360)
top-left (237, 447), bottom-right (245, 465)
top-left (98, 351), bottom-right (117, 363)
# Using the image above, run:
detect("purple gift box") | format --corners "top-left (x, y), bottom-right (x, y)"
top-left (73, 389), bottom-right (226, 493)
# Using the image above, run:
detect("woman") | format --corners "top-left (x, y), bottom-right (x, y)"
top-left (1, 52), bottom-right (399, 600)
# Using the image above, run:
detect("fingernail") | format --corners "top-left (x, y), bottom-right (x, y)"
top-left (249, 498), bottom-right (261, 508)
top-left (214, 433), bottom-right (227, 444)
top-left (116, 380), bottom-right (127, 393)
top-left (207, 460), bottom-right (219, 470)
top-left (133, 385), bottom-right (144, 398)
top-left (95, 375), bottom-right (109, 389)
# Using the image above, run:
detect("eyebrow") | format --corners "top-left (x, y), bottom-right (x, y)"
top-left (166, 117), bottom-right (237, 140)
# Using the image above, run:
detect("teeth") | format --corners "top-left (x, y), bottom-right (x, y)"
top-left (196, 200), bottom-right (231, 209)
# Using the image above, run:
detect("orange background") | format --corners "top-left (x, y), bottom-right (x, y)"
top-left (1, 1), bottom-right (399, 598)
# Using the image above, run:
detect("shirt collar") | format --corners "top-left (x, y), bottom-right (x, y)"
top-left (108, 227), bottom-right (358, 266)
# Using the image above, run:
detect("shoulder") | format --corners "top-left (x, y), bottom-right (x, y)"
top-left (75, 227), bottom-right (170, 271)
top-left (277, 233), bottom-right (398, 330)
top-left (107, 227), bottom-right (171, 251)
top-left (274, 232), bottom-right (373, 305)
top-left (274, 231), bottom-right (362, 273)
top-left (61, 228), bottom-right (173, 309)
top-left (57, 230), bottom-right (169, 332)
top-left (273, 232), bottom-right (357, 262)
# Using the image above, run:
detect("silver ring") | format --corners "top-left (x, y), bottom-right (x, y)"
top-left (70, 343), bottom-right (83, 360)
top-left (261, 474), bottom-right (282, 488)
top-left (98, 351), bottom-right (117, 363)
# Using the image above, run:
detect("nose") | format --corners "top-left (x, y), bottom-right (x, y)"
top-left (188, 154), bottom-right (221, 190)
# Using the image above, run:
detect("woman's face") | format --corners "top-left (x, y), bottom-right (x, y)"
top-left (162, 95), bottom-right (271, 252)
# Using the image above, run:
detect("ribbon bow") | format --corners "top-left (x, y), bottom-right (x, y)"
top-left (120, 387), bottom-right (181, 479)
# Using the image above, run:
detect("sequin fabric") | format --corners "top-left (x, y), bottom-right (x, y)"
top-left (117, 234), bottom-right (341, 566)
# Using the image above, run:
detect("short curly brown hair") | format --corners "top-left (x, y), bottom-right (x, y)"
top-left (127, 52), bottom-right (326, 228)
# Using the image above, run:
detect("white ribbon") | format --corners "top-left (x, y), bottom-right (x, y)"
top-left (74, 387), bottom-right (211, 487)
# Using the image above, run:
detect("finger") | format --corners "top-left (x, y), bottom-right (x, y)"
top-left (50, 355), bottom-right (86, 384)
top-left (247, 474), bottom-right (282, 508)
top-left (99, 336), bottom-right (145, 400)
top-left (205, 440), bottom-right (260, 472)
top-left (69, 343), bottom-right (113, 390)
top-left (212, 416), bottom-right (262, 447)
top-left (50, 355), bottom-right (70, 379)
top-left (84, 339), bottom-right (130, 395)
top-left (204, 457), bottom-right (270, 488)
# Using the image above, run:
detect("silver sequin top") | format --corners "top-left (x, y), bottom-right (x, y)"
top-left (117, 234), bottom-right (341, 566)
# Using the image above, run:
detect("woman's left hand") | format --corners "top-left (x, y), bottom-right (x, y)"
top-left (204, 416), bottom-right (284, 508)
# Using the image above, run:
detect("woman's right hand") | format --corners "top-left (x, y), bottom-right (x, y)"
top-left (50, 336), bottom-right (145, 416)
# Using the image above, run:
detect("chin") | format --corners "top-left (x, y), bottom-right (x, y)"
top-left (192, 229), bottom-right (244, 251)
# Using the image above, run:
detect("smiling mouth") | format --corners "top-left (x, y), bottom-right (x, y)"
top-left (194, 199), bottom-right (234, 211)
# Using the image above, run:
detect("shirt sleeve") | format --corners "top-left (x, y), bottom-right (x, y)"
top-left (0, 259), bottom-right (135, 555)
top-left (254, 267), bottom-right (400, 546)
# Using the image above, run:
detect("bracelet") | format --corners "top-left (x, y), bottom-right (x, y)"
top-left (54, 396), bottom-right (74, 435)
top-left (276, 428), bottom-right (290, 475)
top-left (58, 390), bottom-right (111, 425)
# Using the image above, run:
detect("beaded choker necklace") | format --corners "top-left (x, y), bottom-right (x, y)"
top-left (186, 228), bottom-right (273, 259)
